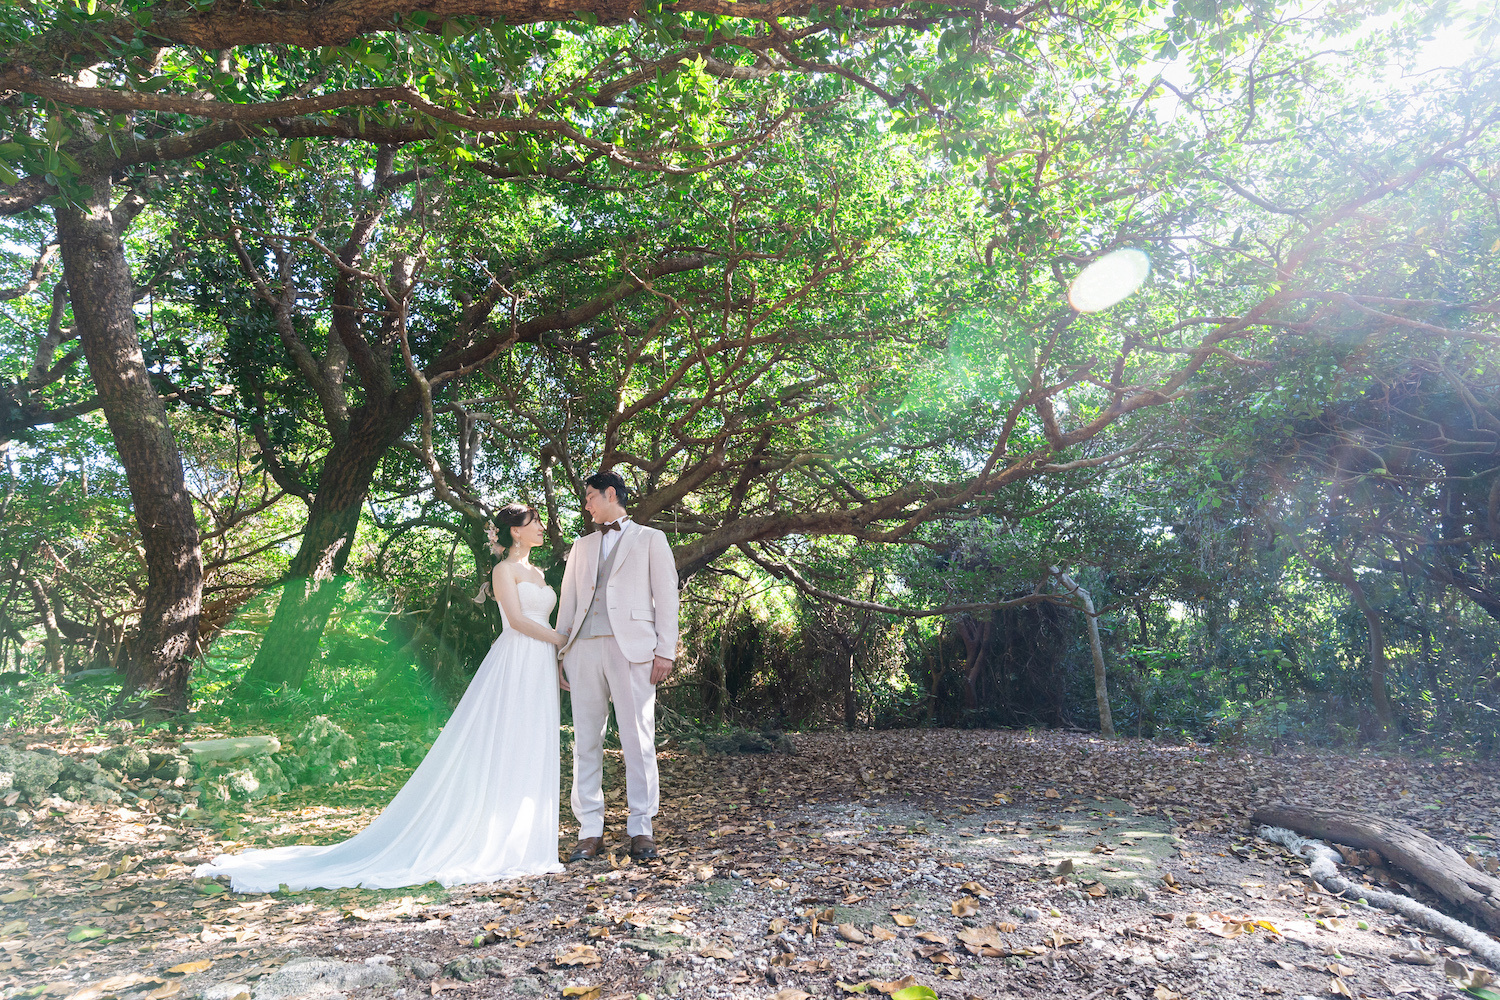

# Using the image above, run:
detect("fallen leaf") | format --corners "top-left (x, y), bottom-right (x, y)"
top-left (836, 984), bottom-right (870, 994)
top-left (1054, 859), bottom-right (1075, 875)
top-left (1327, 963), bottom-right (1356, 977)
top-left (561, 987), bottom-right (600, 1000)
top-left (698, 945), bottom-right (733, 960)
top-left (838, 923), bottom-right (866, 943)
top-left (1328, 977), bottom-right (1353, 998)
top-left (65, 927), bottom-right (107, 943)
top-left (956, 924), bottom-right (1004, 952)
top-left (769, 991), bottom-right (813, 1000)
top-left (146, 982), bottom-right (181, 999)
top-left (555, 944), bottom-right (601, 967)
top-left (1155, 987), bottom-right (1183, 1000)
top-left (890, 987), bottom-right (939, 1000)
top-left (871, 926), bottom-right (898, 941)
top-left (951, 896), bottom-right (979, 917)
top-left (868, 978), bottom-right (919, 996)
top-left (892, 913), bottom-right (917, 927)
top-left (1044, 788), bottom-right (1061, 798)
top-left (960, 881), bottom-right (990, 897)
top-left (165, 960), bottom-right (212, 975)
top-left (0, 890), bottom-right (32, 904)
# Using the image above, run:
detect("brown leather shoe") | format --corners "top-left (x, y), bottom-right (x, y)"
top-left (567, 837), bottom-right (604, 863)
top-left (629, 835), bottom-right (659, 861)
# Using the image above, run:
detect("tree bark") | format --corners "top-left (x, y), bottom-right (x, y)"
top-left (17, 564), bottom-right (64, 674)
top-left (56, 183), bottom-right (202, 711)
top-left (958, 614), bottom-right (991, 711)
top-left (1053, 568), bottom-right (1114, 737)
top-left (1250, 803), bottom-right (1500, 935)
top-left (242, 404), bottom-right (412, 690)
top-left (1343, 575), bottom-right (1396, 731)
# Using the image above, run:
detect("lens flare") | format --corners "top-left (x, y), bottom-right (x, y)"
top-left (1067, 248), bottom-right (1151, 313)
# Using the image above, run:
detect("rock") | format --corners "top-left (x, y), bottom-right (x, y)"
top-left (641, 961), bottom-right (665, 981)
top-left (0, 807), bottom-right (32, 830)
top-left (374, 742), bottom-right (404, 769)
top-left (148, 751), bottom-right (195, 781)
top-left (182, 736), bottom-right (282, 764)
top-left (0, 744), bottom-right (61, 802)
top-left (402, 959), bottom-right (440, 980)
top-left (1014, 906), bottom-right (1044, 922)
top-left (278, 718), bottom-right (357, 786)
top-left (98, 745), bottom-right (153, 777)
top-left (704, 728), bottom-right (794, 755)
top-left (250, 957), bottom-right (398, 1000)
top-left (661, 968), bottom-right (686, 995)
top-left (401, 740), bottom-right (429, 767)
top-left (623, 930), bottom-right (689, 959)
top-left (203, 983), bottom-right (253, 1000)
top-left (199, 755), bottom-right (289, 803)
top-left (53, 756), bottom-right (123, 804)
top-left (508, 976), bottom-right (544, 996)
top-left (441, 956), bottom-right (506, 982)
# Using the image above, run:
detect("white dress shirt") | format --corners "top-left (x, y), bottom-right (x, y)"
top-left (599, 517), bottom-right (629, 562)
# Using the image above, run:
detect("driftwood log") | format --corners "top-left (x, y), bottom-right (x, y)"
top-left (1251, 803), bottom-right (1500, 936)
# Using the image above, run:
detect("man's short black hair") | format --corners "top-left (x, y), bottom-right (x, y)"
top-left (584, 470), bottom-right (629, 507)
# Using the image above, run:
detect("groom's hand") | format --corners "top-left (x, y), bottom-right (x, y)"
top-left (557, 664), bottom-right (571, 692)
top-left (650, 655), bottom-right (674, 685)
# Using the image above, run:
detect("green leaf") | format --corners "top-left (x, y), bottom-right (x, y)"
top-left (1463, 989), bottom-right (1500, 1000)
top-left (66, 926), bottom-right (107, 942)
top-left (891, 988), bottom-right (939, 1000)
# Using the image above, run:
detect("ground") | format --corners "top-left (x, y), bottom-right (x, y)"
top-left (2, 729), bottom-right (1498, 1000)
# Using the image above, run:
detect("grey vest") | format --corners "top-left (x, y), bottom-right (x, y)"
top-left (577, 531), bottom-right (623, 638)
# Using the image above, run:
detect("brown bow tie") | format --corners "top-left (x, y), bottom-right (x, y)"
top-left (596, 520), bottom-right (622, 533)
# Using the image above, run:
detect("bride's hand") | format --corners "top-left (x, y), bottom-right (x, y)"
top-left (557, 663), bottom-right (571, 692)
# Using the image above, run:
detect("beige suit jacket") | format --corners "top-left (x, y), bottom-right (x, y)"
top-left (557, 520), bottom-right (679, 663)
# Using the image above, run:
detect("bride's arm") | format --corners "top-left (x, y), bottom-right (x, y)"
top-left (492, 564), bottom-right (565, 645)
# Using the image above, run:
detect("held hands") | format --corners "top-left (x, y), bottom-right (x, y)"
top-left (557, 663), bottom-right (570, 692)
top-left (650, 655), bottom-right (675, 686)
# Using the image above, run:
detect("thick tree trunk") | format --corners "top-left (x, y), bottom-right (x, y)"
top-left (56, 186), bottom-right (202, 712)
top-left (1251, 803), bottom-right (1500, 935)
top-left (243, 406), bottom-right (409, 690)
top-left (19, 569), bottom-right (65, 674)
top-left (958, 615), bottom-right (990, 710)
top-left (1343, 576), bottom-right (1396, 731)
top-left (844, 652), bottom-right (858, 730)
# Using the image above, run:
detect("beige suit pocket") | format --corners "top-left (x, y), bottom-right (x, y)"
top-left (630, 610), bottom-right (655, 622)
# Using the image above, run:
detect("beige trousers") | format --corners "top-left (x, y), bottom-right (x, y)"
top-left (563, 636), bottom-right (658, 837)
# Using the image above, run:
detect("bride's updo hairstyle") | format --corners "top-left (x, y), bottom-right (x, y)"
top-left (493, 503), bottom-right (539, 555)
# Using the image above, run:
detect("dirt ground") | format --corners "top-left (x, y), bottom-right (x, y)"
top-left (2, 728), bottom-right (1498, 1000)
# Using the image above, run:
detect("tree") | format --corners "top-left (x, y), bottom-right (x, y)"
top-left (0, 0), bottom-right (1080, 706)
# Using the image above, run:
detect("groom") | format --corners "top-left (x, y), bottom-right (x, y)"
top-left (556, 471), bottom-right (679, 862)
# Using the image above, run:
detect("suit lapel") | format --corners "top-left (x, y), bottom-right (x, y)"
top-left (607, 521), bottom-right (642, 581)
top-left (580, 532), bottom-right (601, 595)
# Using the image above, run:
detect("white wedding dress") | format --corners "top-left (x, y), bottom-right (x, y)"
top-left (196, 581), bottom-right (565, 892)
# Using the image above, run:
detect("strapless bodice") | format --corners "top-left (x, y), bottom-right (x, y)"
top-left (500, 580), bottom-right (557, 629)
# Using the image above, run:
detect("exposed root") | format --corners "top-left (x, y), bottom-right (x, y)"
top-left (1257, 824), bottom-right (1500, 970)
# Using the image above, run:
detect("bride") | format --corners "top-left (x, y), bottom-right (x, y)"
top-left (196, 503), bottom-right (567, 892)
